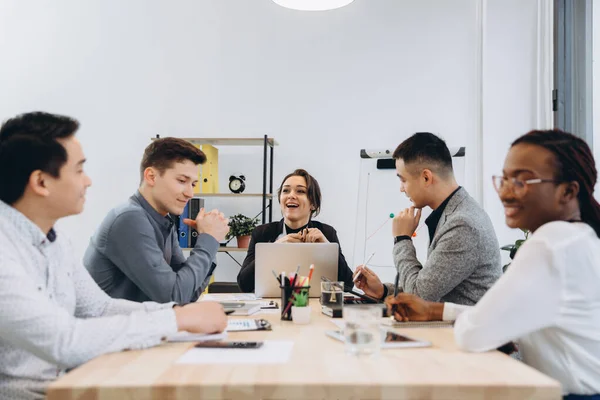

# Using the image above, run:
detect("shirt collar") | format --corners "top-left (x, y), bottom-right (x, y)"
top-left (131, 191), bottom-right (175, 230)
top-left (0, 200), bottom-right (58, 247)
top-left (424, 186), bottom-right (462, 243)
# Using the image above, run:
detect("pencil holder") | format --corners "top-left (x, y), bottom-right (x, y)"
top-left (280, 286), bottom-right (310, 321)
top-left (292, 306), bottom-right (312, 324)
top-left (280, 285), bottom-right (293, 320)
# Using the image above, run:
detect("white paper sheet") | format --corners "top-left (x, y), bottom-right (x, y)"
top-left (176, 340), bottom-right (294, 365)
top-left (226, 319), bottom-right (262, 332)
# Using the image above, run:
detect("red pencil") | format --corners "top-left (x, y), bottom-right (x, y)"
top-left (307, 264), bottom-right (315, 284)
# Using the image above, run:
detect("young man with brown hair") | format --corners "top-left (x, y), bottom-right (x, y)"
top-left (0, 112), bottom-right (227, 400)
top-left (84, 137), bottom-right (229, 304)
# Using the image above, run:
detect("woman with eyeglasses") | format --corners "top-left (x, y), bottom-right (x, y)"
top-left (385, 129), bottom-right (600, 400)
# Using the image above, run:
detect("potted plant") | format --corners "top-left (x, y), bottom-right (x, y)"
top-left (501, 229), bottom-right (529, 272)
top-left (291, 288), bottom-right (311, 324)
top-left (226, 213), bottom-right (259, 248)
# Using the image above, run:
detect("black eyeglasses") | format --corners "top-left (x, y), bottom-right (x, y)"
top-left (492, 176), bottom-right (561, 197)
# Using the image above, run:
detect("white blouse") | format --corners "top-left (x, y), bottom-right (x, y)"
top-left (446, 221), bottom-right (600, 395)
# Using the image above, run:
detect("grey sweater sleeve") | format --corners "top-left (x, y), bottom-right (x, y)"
top-left (170, 232), bottom-right (217, 295)
top-left (104, 210), bottom-right (219, 304)
top-left (392, 222), bottom-right (480, 302)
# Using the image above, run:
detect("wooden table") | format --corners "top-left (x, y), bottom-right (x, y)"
top-left (48, 300), bottom-right (561, 400)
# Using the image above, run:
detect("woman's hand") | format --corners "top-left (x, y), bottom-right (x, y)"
top-left (301, 228), bottom-right (329, 243)
top-left (275, 233), bottom-right (303, 243)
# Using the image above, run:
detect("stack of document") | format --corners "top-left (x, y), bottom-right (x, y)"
top-left (167, 331), bottom-right (227, 343)
top-left (166, 318), bottom-right (270, 342)
top-left (220, 302), bottom-right (261, 316)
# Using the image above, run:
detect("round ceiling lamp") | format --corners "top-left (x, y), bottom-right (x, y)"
top-left (272, 0), bottom-right (354, 11)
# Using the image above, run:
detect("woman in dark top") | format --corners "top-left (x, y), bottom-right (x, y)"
top-left (237, 169), bottom-right (354, 292)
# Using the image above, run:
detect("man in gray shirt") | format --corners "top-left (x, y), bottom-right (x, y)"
top-left (355, 132), bottom-right (502, 305)
top-left (0, 112), bottom-right (226, 400)
top-left (84, 138), bottom-right (229, 304)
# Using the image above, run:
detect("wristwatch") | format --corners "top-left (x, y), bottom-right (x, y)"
top-left (394, 235), bottom-right (411, 244)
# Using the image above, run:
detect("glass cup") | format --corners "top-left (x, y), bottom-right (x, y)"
top-left (343, 305), bottom-right (381, 356)
top-left (320, 281), bottom-right (344, 309)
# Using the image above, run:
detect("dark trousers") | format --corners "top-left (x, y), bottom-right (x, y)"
top-left (564, 394), bottom-right (600, 400)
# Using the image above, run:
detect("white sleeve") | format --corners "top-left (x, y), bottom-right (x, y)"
top-left (443, 303), bottom-right (471, 321)
top-left (0, 256), bottom-right (178, 370)
top-left (453, 238), bottom-right (561, 352)
top-left (72, 259), bottom-right (175, 318)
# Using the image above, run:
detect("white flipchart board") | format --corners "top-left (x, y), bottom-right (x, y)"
top-left (352, 147), bottom-right (466, 284)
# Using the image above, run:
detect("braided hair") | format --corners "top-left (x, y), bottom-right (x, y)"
top-left (512, 129), bottom-right (600, 237)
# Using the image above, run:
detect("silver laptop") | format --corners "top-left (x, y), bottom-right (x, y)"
top-left (254, 243), bottom-right (339, 298)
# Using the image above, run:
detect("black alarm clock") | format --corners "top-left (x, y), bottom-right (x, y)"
top-left (229, 174), bottom-right (246, 194)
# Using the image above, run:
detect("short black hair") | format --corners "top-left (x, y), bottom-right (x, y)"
top-left (277, 169), bottom-right (322, 218)
top-left (392, 132), bottom-right (453, 176)
top-left (0, 112), bottom-right (79, 204)
top-left (140, 138), bottom-right (207, 183)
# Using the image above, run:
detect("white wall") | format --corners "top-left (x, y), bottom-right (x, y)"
top-left (0, 0), bottom-right (544, 283)
top-left (482, 0), bottom-right (546, 265)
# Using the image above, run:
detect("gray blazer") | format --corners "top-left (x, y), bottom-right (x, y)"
top-left (385, 188), bottom-right (502, 305)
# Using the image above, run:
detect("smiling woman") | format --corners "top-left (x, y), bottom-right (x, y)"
top-left (236, 169), bottom-right (354, 292)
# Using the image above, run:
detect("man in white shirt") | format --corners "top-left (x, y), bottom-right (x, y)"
top-left (0, 112), bottom-right (228, 400)
top-left (385, 129), bottom-right (600, 399)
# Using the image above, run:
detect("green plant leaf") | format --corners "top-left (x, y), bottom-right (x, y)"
top-left (225, 213), bottom-right (260, 240)
top-left (292, 289), bottom-right (309, 307)
top-left (500, 229), bottom-right (530, 261)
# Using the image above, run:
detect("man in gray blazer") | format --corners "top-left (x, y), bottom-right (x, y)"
top-left (355, 132), bottom-right (502, 305)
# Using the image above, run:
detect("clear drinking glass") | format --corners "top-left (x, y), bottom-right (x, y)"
top-left (320, 281), bottom-right (344, 308)
top-left (343, 305), bottom-right (381, 356)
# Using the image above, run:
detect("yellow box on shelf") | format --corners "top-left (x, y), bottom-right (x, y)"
top-left (195, 144), bottom-right (218, 194)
